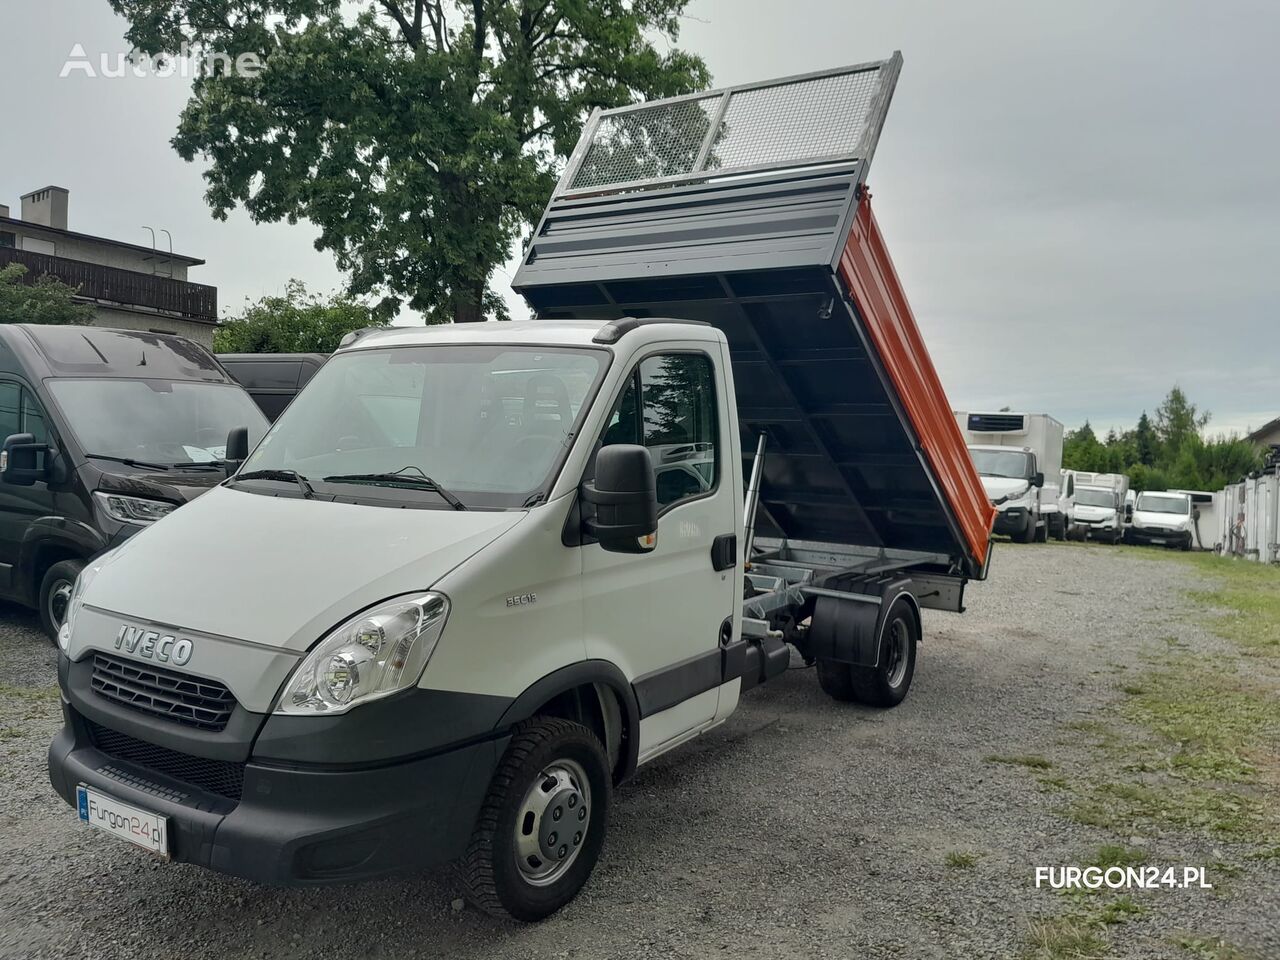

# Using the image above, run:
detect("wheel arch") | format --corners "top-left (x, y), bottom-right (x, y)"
top-left (18, 523), bottom-right (101, 607)
top-left (497, 660), bottom-right (640, 785)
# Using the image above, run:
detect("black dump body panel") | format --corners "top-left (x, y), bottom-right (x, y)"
top-left (516, 169), bottom-right (962, 560)
top-left (513, 55), bottom-right (980, 572)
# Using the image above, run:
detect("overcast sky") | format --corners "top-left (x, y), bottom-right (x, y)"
top-left (3, 0), bottom-right (1277, 435)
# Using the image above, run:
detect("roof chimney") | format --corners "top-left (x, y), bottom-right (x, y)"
top-left (21, 187), bottom-right (69, 231)
top-left (0, 204), bottom-right (9, 219)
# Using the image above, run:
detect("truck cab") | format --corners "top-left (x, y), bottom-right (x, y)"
top-left (1128, 490), bottom-right (1195, 550)
top-left (0, 324), bottom-right (267, 639)
top-left (956, 412), bottom-right (1064, 543)
top-left (48, 56), bottom-right (994, 921)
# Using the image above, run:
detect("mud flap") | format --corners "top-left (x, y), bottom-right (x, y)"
top-left (807, 575), bottom-right (914, 667)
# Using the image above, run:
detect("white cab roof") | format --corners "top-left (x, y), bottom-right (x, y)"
top-left (339, 318), bottom-right (725, 352)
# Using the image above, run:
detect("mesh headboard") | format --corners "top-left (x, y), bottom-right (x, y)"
top-left (557, 54), bottom-right (902, 199)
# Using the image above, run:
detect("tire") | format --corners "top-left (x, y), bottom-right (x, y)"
top-left (816, 658), bottom-right (858, 701)
top-left (1034, 518), bottom-right (1048, 543)
top-left (1051, 514), bottom-right (1067, 541)
top-left (1016, 516), bottom-right (1036, 543)
top-left (460, 717), bottom-right (611, 922)
top-left (847, 596), bottom-right (919, 708)
top-left (39, 558), bottom-right (83, 645)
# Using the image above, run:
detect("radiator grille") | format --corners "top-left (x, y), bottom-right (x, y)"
top-left (91, 653), bottom-right (235, 731)
top-left (86, 721), bottom-right (245, 801)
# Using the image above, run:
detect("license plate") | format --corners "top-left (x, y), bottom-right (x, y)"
top-left (1149, 538), bottom-right (1166, 545)
top-left (77, 785), bottom-right (169, 858)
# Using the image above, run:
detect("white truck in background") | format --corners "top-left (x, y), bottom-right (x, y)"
top-left (956, 412), bottom-right (1065, 543)
top-left (1067, 472), bottom-right (1129, 544)
top-left (1127, 490), bottom-right (1195, 550)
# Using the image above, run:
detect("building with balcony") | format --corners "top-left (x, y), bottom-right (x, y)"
top-left (0, 186), bottom-right (217, 346)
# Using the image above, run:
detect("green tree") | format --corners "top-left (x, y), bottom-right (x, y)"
top-left (214, 281), bottom-right (385, 353)
top-left (1133, 411), bottom-right (1158, 466)
top-left (1063, 386), bottom-right (1262, 492)
top-left (1154, 386), bottom-right (1210, 461)
top-left (0, 263), bottom-right (96, 325)
top-left (110, 0), bottom-right (710, 324)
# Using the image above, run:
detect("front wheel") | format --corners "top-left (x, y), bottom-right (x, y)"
top-left (39, 559), bottom-right (84, 645)
top-left (460, 717), bottom-right (611, 921)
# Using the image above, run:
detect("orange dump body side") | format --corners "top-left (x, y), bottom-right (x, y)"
top-left (838, 196), bottom-right (995, 571)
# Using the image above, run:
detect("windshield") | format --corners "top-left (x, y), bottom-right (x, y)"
top-left (1075, 488), bottom-right (1115, 508)
top-left (240, 345), bottom-right (607, 508)
top-left (969, 448), bottom-right (1032, 479)
top-left (47, 379), bottom-right (268, 466)
top-left (1137, 493), bottom-right (1190, 515)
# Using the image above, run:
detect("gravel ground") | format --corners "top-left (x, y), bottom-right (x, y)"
top-left (0, 542), bottom-right (1276, 959)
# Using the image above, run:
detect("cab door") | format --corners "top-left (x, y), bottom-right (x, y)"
top-left (0, 381), bottom-right (57, 597)
top-left (580, 347), bottom-right (738, 761)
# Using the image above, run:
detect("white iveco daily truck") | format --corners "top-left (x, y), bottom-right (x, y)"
top-left (47, 57), bottom-right (995, 921)
top-left (1068, 471), bottom-right (1130, 544)
top-left (956, 412), bottom-right (1065, 542)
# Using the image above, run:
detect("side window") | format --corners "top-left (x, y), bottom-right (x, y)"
top-left (0, 383), bottom-right (19, 440)
top-left (598, 353), bottom-right (720, 509)
top-left (22, 390), bottom-right (49, 444)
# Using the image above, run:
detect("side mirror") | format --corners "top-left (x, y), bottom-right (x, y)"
top-left (1, 433), bottom-right (49, 486)
top-left (1031, 471), bottom-right (1045, 488)
top-left (224, 426), bottom-right (249, 475)
top-left (581, 444), bottom-right (658, 554)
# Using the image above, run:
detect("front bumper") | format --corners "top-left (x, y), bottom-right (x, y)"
top-left (48, 698), bottom-right (505, 885)
top-left (1127, 527), bottom-right (1192, 548)
top-left (992, 507), bottom-right (1030, 536)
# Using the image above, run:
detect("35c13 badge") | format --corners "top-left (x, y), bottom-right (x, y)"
top-left (505, 593), bottom-right (537, 608)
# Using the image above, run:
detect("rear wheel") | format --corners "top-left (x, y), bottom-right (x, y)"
top-left (816, 658), bottom-right (858, 701)
top-left (39, 559), bottom-right (83, 645)
top-left (460, 717), bottom-right (610, 922)
top-left (848, 597), bottom-right (919, 708)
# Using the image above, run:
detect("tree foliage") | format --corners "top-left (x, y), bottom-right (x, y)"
top-left (213, 280), bottom-right (385, 353)
top-left (0, 264), bottom-right (96, 326)
top-left (109, 0), bottom-right (710, 323)
top-left (1063, 385), bottom-right (1262, 492)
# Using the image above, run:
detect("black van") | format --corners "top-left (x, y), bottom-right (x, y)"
top-left (0, 325), bottom-right (268, 639)
top-left (217, 353), bottom-right (325, 421)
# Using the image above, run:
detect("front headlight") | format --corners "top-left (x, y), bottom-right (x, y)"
top-left (275, 593), bottom-right (449, 715)
top-left (58, 556), bottom-right (107, 652)
top-left (93, 491), bottom-right (177, 525)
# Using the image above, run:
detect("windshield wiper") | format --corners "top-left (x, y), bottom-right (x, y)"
top-left (86, 454), bottom-right (170, 471)
top-left (235, 468), bottom-right (315, 499)
top-left (322, 470), bottom-right (467, 510)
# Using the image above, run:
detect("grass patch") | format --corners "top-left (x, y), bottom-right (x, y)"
top-left (1122, 661), bottom-right (1280, 784)
top-left (986, 754), bottom-right (1054, 770)
top-left (1171, 934), bottom-right (1258, 960)
top-left (944, 850), bottom-right (978, 869)
top-left (1023, 916), bottom-right (1108, 960)
top-left (1088, 845), bottom-right (1146, 870)
top-left (0, 726), bottom-right (25, 741)
top-left (1096, 897), bottom-right (1142, 926)
top-left (0, 682), bottom-right (58, 703)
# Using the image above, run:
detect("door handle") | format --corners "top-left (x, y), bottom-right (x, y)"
top-left (710, 534), bottom-right (736, 571)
